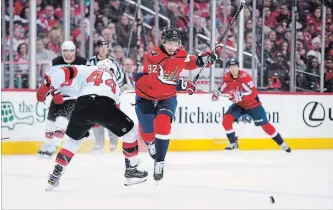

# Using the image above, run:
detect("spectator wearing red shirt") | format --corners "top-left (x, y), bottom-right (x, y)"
top-left (217, 5), bottom-right (233, 25)
top-left (14, 0), bottom-right (28, 16)
top-left (37, 4), bottom-right (60, 33)
top-left (313, 7), bottom-right (323, 33)
top-left (264, 7), bottom-right (277, 28)
top-left (302, 22), bottom-right (315, 49)
top-left (48, 28), bottom-right (62, 55)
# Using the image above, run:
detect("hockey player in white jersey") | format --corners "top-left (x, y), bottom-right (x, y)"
top-left (37, 41), bottom-right (87, 158)
top-left (36, 60), bottom-right (147, 191)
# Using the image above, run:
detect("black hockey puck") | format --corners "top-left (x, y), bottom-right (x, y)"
top-left (270, 196), bottom-right (275, 203)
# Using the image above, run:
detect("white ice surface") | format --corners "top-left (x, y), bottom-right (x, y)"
top-left (2, 150), bottom-right (333, 209)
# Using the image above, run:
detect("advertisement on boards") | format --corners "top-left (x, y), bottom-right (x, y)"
top-left (1, 91), bottom-right (332, 153)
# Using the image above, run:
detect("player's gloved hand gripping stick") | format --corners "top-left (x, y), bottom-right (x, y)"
top-left (212, 90), bottom-right (242, 102)
top-left (193, 2), bottom-right (246, 84)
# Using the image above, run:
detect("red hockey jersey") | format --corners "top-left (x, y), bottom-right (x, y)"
top-left (135, 46), bottom-right (198, 100)
top-left (220, 70), bottom-right (261, 109)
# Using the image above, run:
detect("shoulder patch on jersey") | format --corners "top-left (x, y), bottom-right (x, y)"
top-left (240, 72), bottom-right (248, 78)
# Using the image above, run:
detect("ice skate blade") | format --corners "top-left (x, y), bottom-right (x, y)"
top-left (285, 148), bottom-right (291, 153)
top-left (45, 184), bottom-right (56, 191)
top-left (124, 177), bottom-right (147, 186)
top-left (155, 180), bottom-right (163, 186)
top-left (224, 149), bottom-right (239, 152)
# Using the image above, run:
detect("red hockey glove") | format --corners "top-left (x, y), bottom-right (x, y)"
top-left (212, 90), bottom-right (220, 101)
top-left (178, 78), bottom-right (196, 95)
top-left (36, 76), bottom-right (52, 102)
top-left (52, 92), bottom-right (64, 104)
top-left (229, 91), bottom-right (242, 103)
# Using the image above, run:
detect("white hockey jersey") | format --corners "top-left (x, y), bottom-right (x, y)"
top-left (45, 64), bottom-right (121, 104)
top-left (87, 56), bottom-right (124, 87)
top-left (49, 64), bottom-right (78, 98)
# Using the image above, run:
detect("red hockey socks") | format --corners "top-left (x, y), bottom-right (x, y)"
top-left (123, 141), bottom-right (139, 157)
top-left (55, 138), bottom-right (83, 166)
top-left (56, 148), bottom-right (74, 166)
top-left (222, 114), bottom-right (237, 143)
top-left (261, 123), bottom-right (284, 145)
top-left (154, 114), bottom-right (171, 162)
top-left (122, 126), bottom-right (140, 166)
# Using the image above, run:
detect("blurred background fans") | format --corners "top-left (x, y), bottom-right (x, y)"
top-left (1, 0), bottom-right (333, 92)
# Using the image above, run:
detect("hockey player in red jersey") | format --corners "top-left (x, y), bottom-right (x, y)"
top-left (133, 26), bottom-right (217, 182)
top-left (212, 58), bottom-right (291, 152)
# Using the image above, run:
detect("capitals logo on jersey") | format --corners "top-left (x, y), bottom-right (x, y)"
top-left (134, 46), bottom-right (198, 100)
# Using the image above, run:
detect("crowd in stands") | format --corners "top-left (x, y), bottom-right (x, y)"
top-left (2, 0), bottom-right (333, 92)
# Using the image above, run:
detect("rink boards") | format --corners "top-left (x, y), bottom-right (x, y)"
top-left (1, 91), bottom-right (333, 154)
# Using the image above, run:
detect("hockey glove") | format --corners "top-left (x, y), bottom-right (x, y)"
top-left (36, 76), bottom-right (52, 102)
top-left (229, 91), bottom-right (242, 103)
top-left (52, 92), bottom-right (65, 104)
top-left (196, 51), bottom-right (218, 67)
top-left (177, 78), bottom-right (196, 95)
top-left (212, 90), bottom-right (220, 101)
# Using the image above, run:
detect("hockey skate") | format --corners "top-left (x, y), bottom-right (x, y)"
top-left (225, 142), bottom-right (238, 151)
top-left (124, 159), bottom-right (148, 186)
top-left (37, 142), bottom-right (57, 158)
top-left (280, 142), bottom-right (291, 153)
top-left (145, 141), bottom-right (156, 160)
top-left (46, 164), bottom-right (64, 191)
top-left (153, 161), bottom-right (165, 184)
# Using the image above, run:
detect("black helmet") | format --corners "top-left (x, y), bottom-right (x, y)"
top-left (226, 58), bottom-right (239, 68)
top-left (96, 38), bottom-right (109, 46)
top-left (161, 26), bottom-right (181, 43)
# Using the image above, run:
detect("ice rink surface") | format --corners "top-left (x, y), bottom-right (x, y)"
top-left (2, 150), bottom-right (333, 209)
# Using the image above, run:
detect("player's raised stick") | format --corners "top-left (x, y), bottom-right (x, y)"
top-left (193, 1), bottom-right (246, 84)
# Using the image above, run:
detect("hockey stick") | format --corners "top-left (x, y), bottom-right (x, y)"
top-left (193, 2), bottom-right (245, 83)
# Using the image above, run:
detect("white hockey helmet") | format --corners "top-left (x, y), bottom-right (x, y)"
top-left (61, 40), bottom-right (76, 52)
top-left (97, 59), bottom-right (114, 71)
top-left (61, 41), bottom-right (76, 63)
